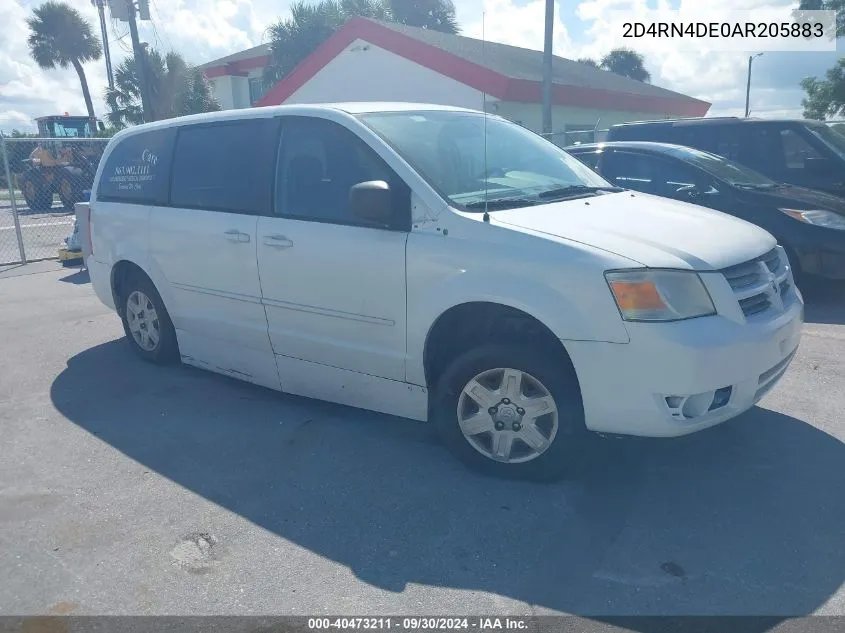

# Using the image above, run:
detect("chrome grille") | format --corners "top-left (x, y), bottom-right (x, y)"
top-left (722, 247), bottom-right (791, 318)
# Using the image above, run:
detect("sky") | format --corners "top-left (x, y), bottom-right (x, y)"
top-left (0, 0), bottom-right (843, 133)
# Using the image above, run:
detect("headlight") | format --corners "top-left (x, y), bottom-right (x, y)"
top-left (780, 208), bottom-right (845, 230)
top-left (605, 269), bottom-right (716, 322)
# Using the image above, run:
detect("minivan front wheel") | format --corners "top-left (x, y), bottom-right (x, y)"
top-left (433, 344), bottom-right (587, 481)
top-left (119, 274), bottom-right (178, 364)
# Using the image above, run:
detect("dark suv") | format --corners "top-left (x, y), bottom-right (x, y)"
top-left (606, 118), bottom-right (845, 198)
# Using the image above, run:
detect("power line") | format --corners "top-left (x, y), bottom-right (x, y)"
top-left (149, 0), bottom-right (174, 51)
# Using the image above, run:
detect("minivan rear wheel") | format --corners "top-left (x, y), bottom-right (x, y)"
top-left (433, 344), bottom-right (588, 481)
top-left (119, 274), bottom-right (179, 364)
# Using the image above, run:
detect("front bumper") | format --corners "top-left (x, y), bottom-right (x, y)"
top-left (565, 286), bottom-right (804, 438)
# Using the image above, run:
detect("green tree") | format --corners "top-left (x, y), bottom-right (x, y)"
top-left (797, 0), bottom-right (845, 37)
top-left (800, 59), bottom-right (845, 119)
top-left (575, 50), bottom-right (650, 82)
top-left (264, 0), bottom-right (458, 87)
top-left (388, 0), bottom-right (459, 34)
top-left (105, 49), bottom-right (219, 127)
top-left (576, 58), bottom-right (600, 68)
top-left (27, 1), bottom-right (102, 121)
top-left (599, 48), bottom-right (650, 82)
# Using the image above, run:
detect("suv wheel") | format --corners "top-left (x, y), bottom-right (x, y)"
top-left (433, 344), bottom-right (587, 481)
top-left (120, 274), bottom-right (179, 364)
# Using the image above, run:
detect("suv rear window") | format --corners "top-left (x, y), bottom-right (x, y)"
top-left (96, 128), bottom-right (175, 203)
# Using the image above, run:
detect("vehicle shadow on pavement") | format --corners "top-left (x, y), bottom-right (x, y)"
top-left (50, 341), bottom-right (845, 624)
top-left (801, 283), bottom-right (845, 325)
top-left (58, 268), bottom-right (89, 285)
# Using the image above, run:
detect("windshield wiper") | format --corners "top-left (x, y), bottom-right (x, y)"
top-left (464, 197), bottom-right (542, 210)
top-left (537, 185), bottom-right (624, 199)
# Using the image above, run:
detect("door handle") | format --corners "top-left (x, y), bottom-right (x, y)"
top-left (263, 234), bottom-right (294, 248)
top-left (224, 229), bottom-right (250, 243)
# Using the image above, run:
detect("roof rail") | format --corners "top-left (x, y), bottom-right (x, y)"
top-left (613, 116), bottom-right (741, 126)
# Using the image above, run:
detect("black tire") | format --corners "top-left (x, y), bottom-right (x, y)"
top-left (432, 343), bottom-right (588, 482)
top-left (20, 171), bottom-right (53, 211)
top-left (119, 272), bottom-right (179, 364)
top-left (57, 173), bottom-right (81, 210)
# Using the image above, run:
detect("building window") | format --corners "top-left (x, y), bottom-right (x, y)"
top-left (249, 77), bottom-right (267, 105)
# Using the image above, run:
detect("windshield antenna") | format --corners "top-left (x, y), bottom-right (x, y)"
top-left (482, 11), bottom-right (489, 223)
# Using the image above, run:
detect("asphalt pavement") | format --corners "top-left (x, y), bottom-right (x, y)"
top-left (0, 262), bottom-right (843, 622)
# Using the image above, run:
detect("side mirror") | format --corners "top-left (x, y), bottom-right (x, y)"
top-left (97, 121), bottom-right (106, 132)
top-left (350, 180), bottom-right (392, 225)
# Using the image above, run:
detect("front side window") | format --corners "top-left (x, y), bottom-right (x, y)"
top-left (780, 128), bottom-right (822, 169)
top-left (170, 119), bottom-right (278, 214)
top-left (746, 124), bottom-right (822, 174)
top-left (804, 124), bottom-right (845, 161)
top-left (96, 128), bottom-right (175, 204)
top-left (275, 117), bottom-right (410, 228)
top-left (358, 111), bottom-right (611, 210)
top-left (603, 151), bottom-right (702, 197)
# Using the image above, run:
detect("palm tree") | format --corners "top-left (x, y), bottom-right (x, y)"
top-left (105, 49), bottom-right (219, 127)
top-left (388, 0), bottom-right (459, 33)
top-left (264, 0), bottom-right (458, 86)
top-left (600, 48), bottom-right (650, 83)
top-left (27, 1), bottom-right (102, 121)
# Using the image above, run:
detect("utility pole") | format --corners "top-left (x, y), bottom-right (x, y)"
top-left (745, 53), bottom-right (763, 118)
top-left (126, 0), bottom-right (154, 122)
top-left (541, 0), bottom-right (554, 135)
top-left (93, 0), bottom-right (113, 89)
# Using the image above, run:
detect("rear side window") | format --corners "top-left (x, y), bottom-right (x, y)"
top-left (96, 128), bottom-right (175, 203)
top-left (609, 125), bottom-right (668, 142)
top-left (170, 119), bottom-right (279, 214)
top-left (671, 126), bottom-right (718, 154)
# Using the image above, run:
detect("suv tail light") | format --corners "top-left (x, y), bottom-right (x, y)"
top-left (86, 205), bottom-right (93, 257)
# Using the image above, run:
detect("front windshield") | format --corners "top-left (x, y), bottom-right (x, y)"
top-left (50, 120), bottom-right (92, 138)
top-left (668, 145), bottom-right (775, 186)
top-left (358, 111), bottom-right (612, 210)
top-left (805, 123), bottom-right (845, 161)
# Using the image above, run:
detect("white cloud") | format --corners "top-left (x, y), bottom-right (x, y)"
top-left (460, 0), bottom-right (574, 56)
top-left (460, 0), bottom-right (837, 119)
top-left (2, 0), bottom-right (838, 133)
top-left (0, 0), bottom-right (280, 133)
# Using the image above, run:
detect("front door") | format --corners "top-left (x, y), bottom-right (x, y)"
top-left (148, 117), bottom-right (281, 389)
top-left (257, 115), bottom-right (410, 383)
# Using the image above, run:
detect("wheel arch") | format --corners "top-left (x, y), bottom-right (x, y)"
top-left (422, 301), bottom-right (580, 393)
top-left (111, 260), bottom-right (159, 316)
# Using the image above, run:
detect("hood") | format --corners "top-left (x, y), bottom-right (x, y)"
top-left (489, 191), bottom-right (776, 270)
top-left (735, 184), bottom-right (845, 216)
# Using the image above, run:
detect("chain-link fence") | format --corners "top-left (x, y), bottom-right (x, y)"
top-left (542, 129), bottom-right (609, 149)
top-left (0, 135), bottom-right (108, 265)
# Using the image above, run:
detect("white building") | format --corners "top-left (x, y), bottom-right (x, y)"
top-left (200, 43), bottom-right (271, 110)
top-left (200, 18), bottom-right (710, 138)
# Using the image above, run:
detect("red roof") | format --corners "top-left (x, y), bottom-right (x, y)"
top-left (257, 17), bottom-right (710, 116)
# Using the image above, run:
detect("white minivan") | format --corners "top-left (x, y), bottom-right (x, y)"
top-left (86, 103), bottom-right (803, 480)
